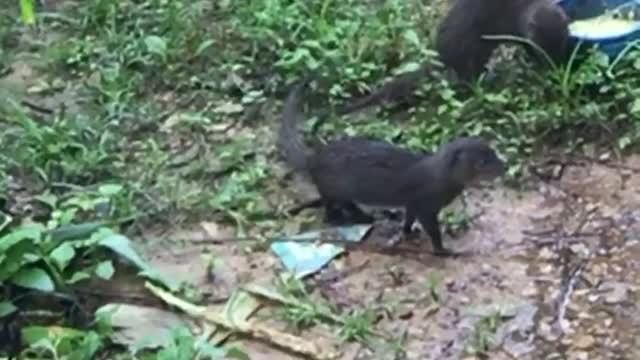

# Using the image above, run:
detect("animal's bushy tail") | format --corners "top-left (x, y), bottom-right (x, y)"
top-left (278, 73), bottom-right (316, 172)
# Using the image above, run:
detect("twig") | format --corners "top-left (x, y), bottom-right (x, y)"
top-left (20, 99), bottom-right (54, 114)
top-left (553, 259), bottom-right (586, 334)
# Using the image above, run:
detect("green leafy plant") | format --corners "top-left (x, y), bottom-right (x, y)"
top-left (338, 309), bottom-right (375, 343)
top-left (466, 311), bottom-right (503, 356)
top-left (134, 326), bottom-right (249, 360)
top-left (2, 103), bottom-right (117, 184)
top-left (20, 326), bottom-right (103, 360)
top-left (19, 0), bottom-right (35, 25)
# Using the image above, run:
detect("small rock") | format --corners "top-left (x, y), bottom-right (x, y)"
top-left (604, 318), bottom-right (613, 327)
top-left (538, 322), bottom-right (559, 342)
top-left (546, 353), bottom-right (563, 360)
top-left (599, 282), bottom-right (632, 304)
top-left (573, 334), bottom-right (595, 349)
top-left (540, 264), bottom-right (554, 274)
top-left (523, 285), bottom-right (538, 297)
top-left (539, 247), bottom-right (555, 259)
top-left (592, 264), bottom-right (605, 275)
top-left (480, 263), bottom-right (493, 275)
top-left (574, 289), bottom-right (590, 297)
top-left (567, 350), bottom-right (589, 360)
top-left (609, 339), bottom-right (620, 347)
top-left (577, 312), bottom-right (593, 320)
top-left (580, 272), bottom-right (599, 287)
top-left (569, 243), bottom-right (589, 256)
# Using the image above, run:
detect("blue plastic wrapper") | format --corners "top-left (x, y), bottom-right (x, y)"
top-left (270, 225), bottom-right (372, 278)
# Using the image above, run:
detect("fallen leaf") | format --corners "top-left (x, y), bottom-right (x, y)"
top-left (96, 303), bottom-right (191, 350)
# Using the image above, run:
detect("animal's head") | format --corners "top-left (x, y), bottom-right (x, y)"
top-left (442, 136), bottom-right (506, 186)
top-left (524, 1), bottom-right (570, 65)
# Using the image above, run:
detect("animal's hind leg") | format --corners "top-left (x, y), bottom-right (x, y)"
top-left (323, 200), bottom-right (350, 225)
top-left (341, 202), bottom-right (375, 224)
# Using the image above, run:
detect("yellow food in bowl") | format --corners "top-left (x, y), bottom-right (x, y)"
top-left (569, 8), bottom-right (640, 39)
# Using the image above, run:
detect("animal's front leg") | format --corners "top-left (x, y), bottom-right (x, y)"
top-left (416, 210), bottom-right (458, 257)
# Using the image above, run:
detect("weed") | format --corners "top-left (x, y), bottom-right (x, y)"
top-left (440, 208), bottom-right (470, 235)
top-left (275, 272), bottom-right (327, 331)
top-left (424, 272), bottom-right (444, 304)
top-left (338, 309), bottom-right (375, 343)
top-left (132, 326), bottom-right (248, 360)
top-left (465, 311), bottom-right (503, 357)
top-left (2, 103), bottom-right (118, 184)
top-left (5, 0), bottom-right (640, 357)
top-left (20, 326), bottom-right (104, 359)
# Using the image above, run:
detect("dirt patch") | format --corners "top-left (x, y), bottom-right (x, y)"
top-left (137, 154), bottom-right (640, 359)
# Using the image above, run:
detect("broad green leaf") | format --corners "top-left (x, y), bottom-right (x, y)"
top-left (95, 261), bottom-right (115, 280)
top-left (0, 224), bottom-right (43, 251)
top-left (195, 40), bottom-right (215, 56)
top-left (97, 231), bottom-right (177, 290)
top-left (194, 342), bottom-right (227, 359)
top-left (69, 332), bottom-right (102, 360)
top-left (98, 184), bottom-right (123, 196)
top-left (47, 222), bottom-right (103, 242)
top-left (50, 242), bottom-right (75, 270)
top-left (0, 241), bottom-right (35, 281)
top-left (67, 271), bottom-right (91, 284)
top-left (33, 192), bottom-right (58, 210)
top-left (19, 0), bottom-right (35, 25)
top-left (22, 325), bottom-right (85, 347)
top-left (403, 29), bottom-right (420, 47)
top-left (98, 233), bottom-right (146, 269)
top-left (225, 347), bottom-right (251, 360)
top-left (11, 267), bottom-right (55, 292)
top-left (144, 35), bottom-right (167, 56)
top-left (630, 98), bottom-right (640, 114)
top-left (0, 301), bottom-right (18, 317)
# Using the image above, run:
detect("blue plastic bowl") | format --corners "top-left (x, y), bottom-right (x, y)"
top-left (555, 0), bottom-right (640, 58)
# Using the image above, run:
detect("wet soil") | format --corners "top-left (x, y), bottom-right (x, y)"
top-left (3, 36), bottom-right (638, 360)
top-left (145, 155), bottom-right (640, 359)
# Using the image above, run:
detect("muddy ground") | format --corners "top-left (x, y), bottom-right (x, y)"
top-left (3, 57), bottom-right (638, 359)
top-left (2, 5), bottom-right (639, 358)
top-left (145, 155), bottom-right (640, 360)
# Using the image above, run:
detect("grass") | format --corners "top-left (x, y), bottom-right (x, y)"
top-left (2, 0), bottom-right (640, 357)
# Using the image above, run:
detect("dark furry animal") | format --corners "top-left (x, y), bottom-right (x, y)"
top-left (329, 0), bottom-right (569, 118)
top-left (437, 0), bottom-right (569, 80)
top-left (278, 76), bottom-right (506, 256)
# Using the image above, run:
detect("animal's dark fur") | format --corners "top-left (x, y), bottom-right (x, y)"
top-left (329, 0), bottom-right (569, 118)
top-left (278, 77), bottom-right (506, 256)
